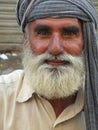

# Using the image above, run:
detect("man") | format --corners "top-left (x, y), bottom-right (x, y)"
top-left (0, 0), bottom-right (98, 130)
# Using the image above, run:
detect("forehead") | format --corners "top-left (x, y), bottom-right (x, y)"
top-left (29, 17), bottom-right (82, 29)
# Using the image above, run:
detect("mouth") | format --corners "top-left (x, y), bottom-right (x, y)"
top-left (45, 59), bottom-right (71, 66)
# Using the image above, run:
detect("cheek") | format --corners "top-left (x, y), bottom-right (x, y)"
top-left (29, 38), bottom-right (49, 55)
top-left (63, 39), bottom-right (84, 55)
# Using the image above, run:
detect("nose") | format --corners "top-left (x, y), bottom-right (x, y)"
top-left (48, 34), bottom-right (63, 56)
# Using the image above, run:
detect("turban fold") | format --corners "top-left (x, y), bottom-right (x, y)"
top-left (17, 0), bottom-right (98, 31)
top-left (16, 0), bottom-right (98, 130)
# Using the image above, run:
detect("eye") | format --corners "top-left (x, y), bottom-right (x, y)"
top-left (63, 31), bottom-right (75, 36)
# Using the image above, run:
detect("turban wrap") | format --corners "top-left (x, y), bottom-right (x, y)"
top-left (16, 0), bottom-right (98, 130)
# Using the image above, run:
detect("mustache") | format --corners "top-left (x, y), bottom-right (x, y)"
top-left (31, 52), bottom-right (84, 66)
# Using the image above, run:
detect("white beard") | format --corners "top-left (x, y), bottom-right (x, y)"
top-left (22, 40), bottom-right (85, 99)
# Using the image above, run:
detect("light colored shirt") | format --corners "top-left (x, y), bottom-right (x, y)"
top-left (0, 70), bottom-right (86, 130)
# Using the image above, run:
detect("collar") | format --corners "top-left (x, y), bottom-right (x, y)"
top-left (16, 73), bottom-right (36, 103)
top-left (53, 88), bottom-right (84, 127)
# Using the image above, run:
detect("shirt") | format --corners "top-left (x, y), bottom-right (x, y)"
top-left (0, 70), bottom-right (86, 130)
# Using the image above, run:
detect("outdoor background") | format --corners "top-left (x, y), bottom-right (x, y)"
top-left (0, 0), bottom-right (98, 74)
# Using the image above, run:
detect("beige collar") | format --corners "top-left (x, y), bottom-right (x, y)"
top-left (16, 74), bottom-right (35, 102)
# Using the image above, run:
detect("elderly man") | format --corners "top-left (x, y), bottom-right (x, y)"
top-left (0, 0), bottom-right (98, 130)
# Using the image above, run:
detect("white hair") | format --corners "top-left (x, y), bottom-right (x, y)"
top-left (22, 36), bottom-right (85, 99)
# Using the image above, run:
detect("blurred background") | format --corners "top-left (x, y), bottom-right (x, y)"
top-left (0, 0), bottom-right (23, 74)
top-left (0, 0), bottom-right (98, 74)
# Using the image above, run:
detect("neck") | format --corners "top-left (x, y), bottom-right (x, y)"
top-left (48, 94), bottom-right (77, 118)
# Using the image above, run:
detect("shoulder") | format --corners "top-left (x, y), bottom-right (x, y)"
top-left (0, 70), bottom-right (25, 127)
top-left (0, 70), bottom-right (24, 84)
top-left (0, 70), bottom-right (24, 99)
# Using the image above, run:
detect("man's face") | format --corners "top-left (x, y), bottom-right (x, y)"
top-left (29, 18), bottom-right (83, 57)
top-left (23, 18), bottom-right (85, 99)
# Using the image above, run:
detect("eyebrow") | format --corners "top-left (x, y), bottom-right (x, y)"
top-left (34, 25), bottom-right (51, 33)
top-left (33, 24), bottom-right (80, 34)
top-left (62, 26), bottom-right (80, 34)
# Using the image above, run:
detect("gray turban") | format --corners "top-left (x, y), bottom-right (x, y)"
top-left (16, 0), bottom-right (98, 130)
top-left (17, 0), bottom-right (98, 31)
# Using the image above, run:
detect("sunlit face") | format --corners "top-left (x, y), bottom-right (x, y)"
top-left (23, 18), bottom-right (85, 99)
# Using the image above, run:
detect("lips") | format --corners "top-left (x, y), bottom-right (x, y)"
top-left (45, 59), bottom-right (70, 66)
